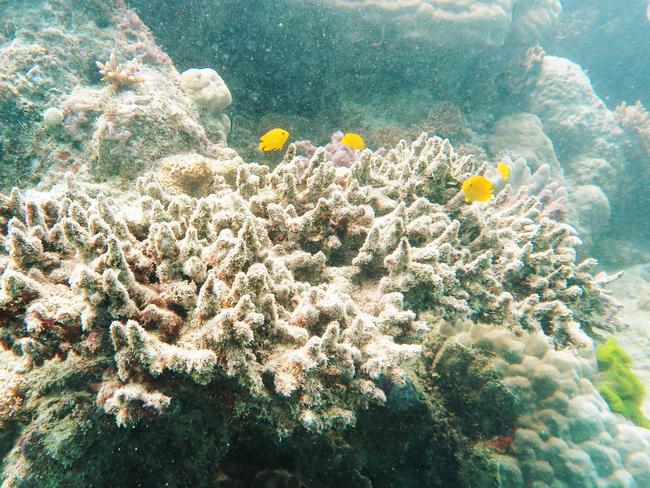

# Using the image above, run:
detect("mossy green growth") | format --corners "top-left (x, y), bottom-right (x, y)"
top-left (596, 336), bottom-right (650, 428)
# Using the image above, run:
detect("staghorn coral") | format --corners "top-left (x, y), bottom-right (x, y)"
top-left (0, 135), bottom-right (621, 484)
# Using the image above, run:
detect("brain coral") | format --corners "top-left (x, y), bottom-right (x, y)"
top-left (0, 135), bottom-right (620, 484)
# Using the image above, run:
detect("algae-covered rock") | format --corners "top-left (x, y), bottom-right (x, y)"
top-left (0, 0), bottom-right (230, 189)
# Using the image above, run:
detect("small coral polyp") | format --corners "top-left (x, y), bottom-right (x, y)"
top-left (0, 136), bottom-right (618, 440)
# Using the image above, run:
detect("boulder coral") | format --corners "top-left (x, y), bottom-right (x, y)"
top-left (312, 0), bottom-right (562, 47)
top-left (440, 322), bottom-right (650, 488)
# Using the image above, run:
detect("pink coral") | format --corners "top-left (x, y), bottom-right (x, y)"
top-left (295, 131), bottom-right (357, 167)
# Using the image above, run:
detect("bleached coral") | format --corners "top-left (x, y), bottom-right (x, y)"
top-left (179, 68), bottom-right (232, 112)
top-left (528, 55), bottom-right (626, 196)
top-left (177, 67), bottom-right (232, 143)
top-left (0, 0), bottom-right (210, 189)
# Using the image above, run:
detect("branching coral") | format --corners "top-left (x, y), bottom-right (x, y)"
top-left (96, 53), bottom-right (143, 87)
top-left (0, 135), bottom-right (621, 484)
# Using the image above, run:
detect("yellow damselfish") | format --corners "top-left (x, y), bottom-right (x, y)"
top-left (340, 132), bottom-right (365, 150)
top-left (462, 175), bottom-right (494, 203)
top-left (258, 128), bottom-right (290, 152)
top-left (497, 161), bottom-right (510, 180)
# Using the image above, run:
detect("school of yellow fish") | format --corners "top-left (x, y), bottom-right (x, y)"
top-left (257, 128), bottom-right (509, 204)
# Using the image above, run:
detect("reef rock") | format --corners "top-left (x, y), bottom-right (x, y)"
top-left (0, 0), bottom-right (230, 189)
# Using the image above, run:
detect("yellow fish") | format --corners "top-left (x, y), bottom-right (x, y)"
top-left (258, 128), bottom-right (290, 152)
top-left (497, 161), bottom-right (510, 180)
top-left (340, 132), bottom-right (365, 150)
top-left (462, 175), bottom-right (493, 203)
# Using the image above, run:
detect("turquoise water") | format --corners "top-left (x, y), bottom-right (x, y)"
top-left (1, 1), bottom-right (650, 486)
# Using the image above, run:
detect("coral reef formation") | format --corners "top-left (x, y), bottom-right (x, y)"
top-left (0, 134), bottom-right (623, 485)
top-left (615, 101), bottom-right (650, 151)
top-left (2, 1), bottom-right (648, 486)
top-left (127, 0), bottom-right (561, 130)
top-left (488, 113), bottom-right (562, 176)
top-left (527, 55), bottom-right (626, 197)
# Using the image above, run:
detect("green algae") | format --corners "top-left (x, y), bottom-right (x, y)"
top-left (596, 336), bottom-right (650, 429)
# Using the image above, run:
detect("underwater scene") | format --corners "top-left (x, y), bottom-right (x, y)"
top-left (1, 0), bottom-right (650, 486)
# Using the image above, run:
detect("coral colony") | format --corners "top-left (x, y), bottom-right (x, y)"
top-left (0, 134), bottom-right (639, 486)
top-left (1, 0), bottom-right (650, 486)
